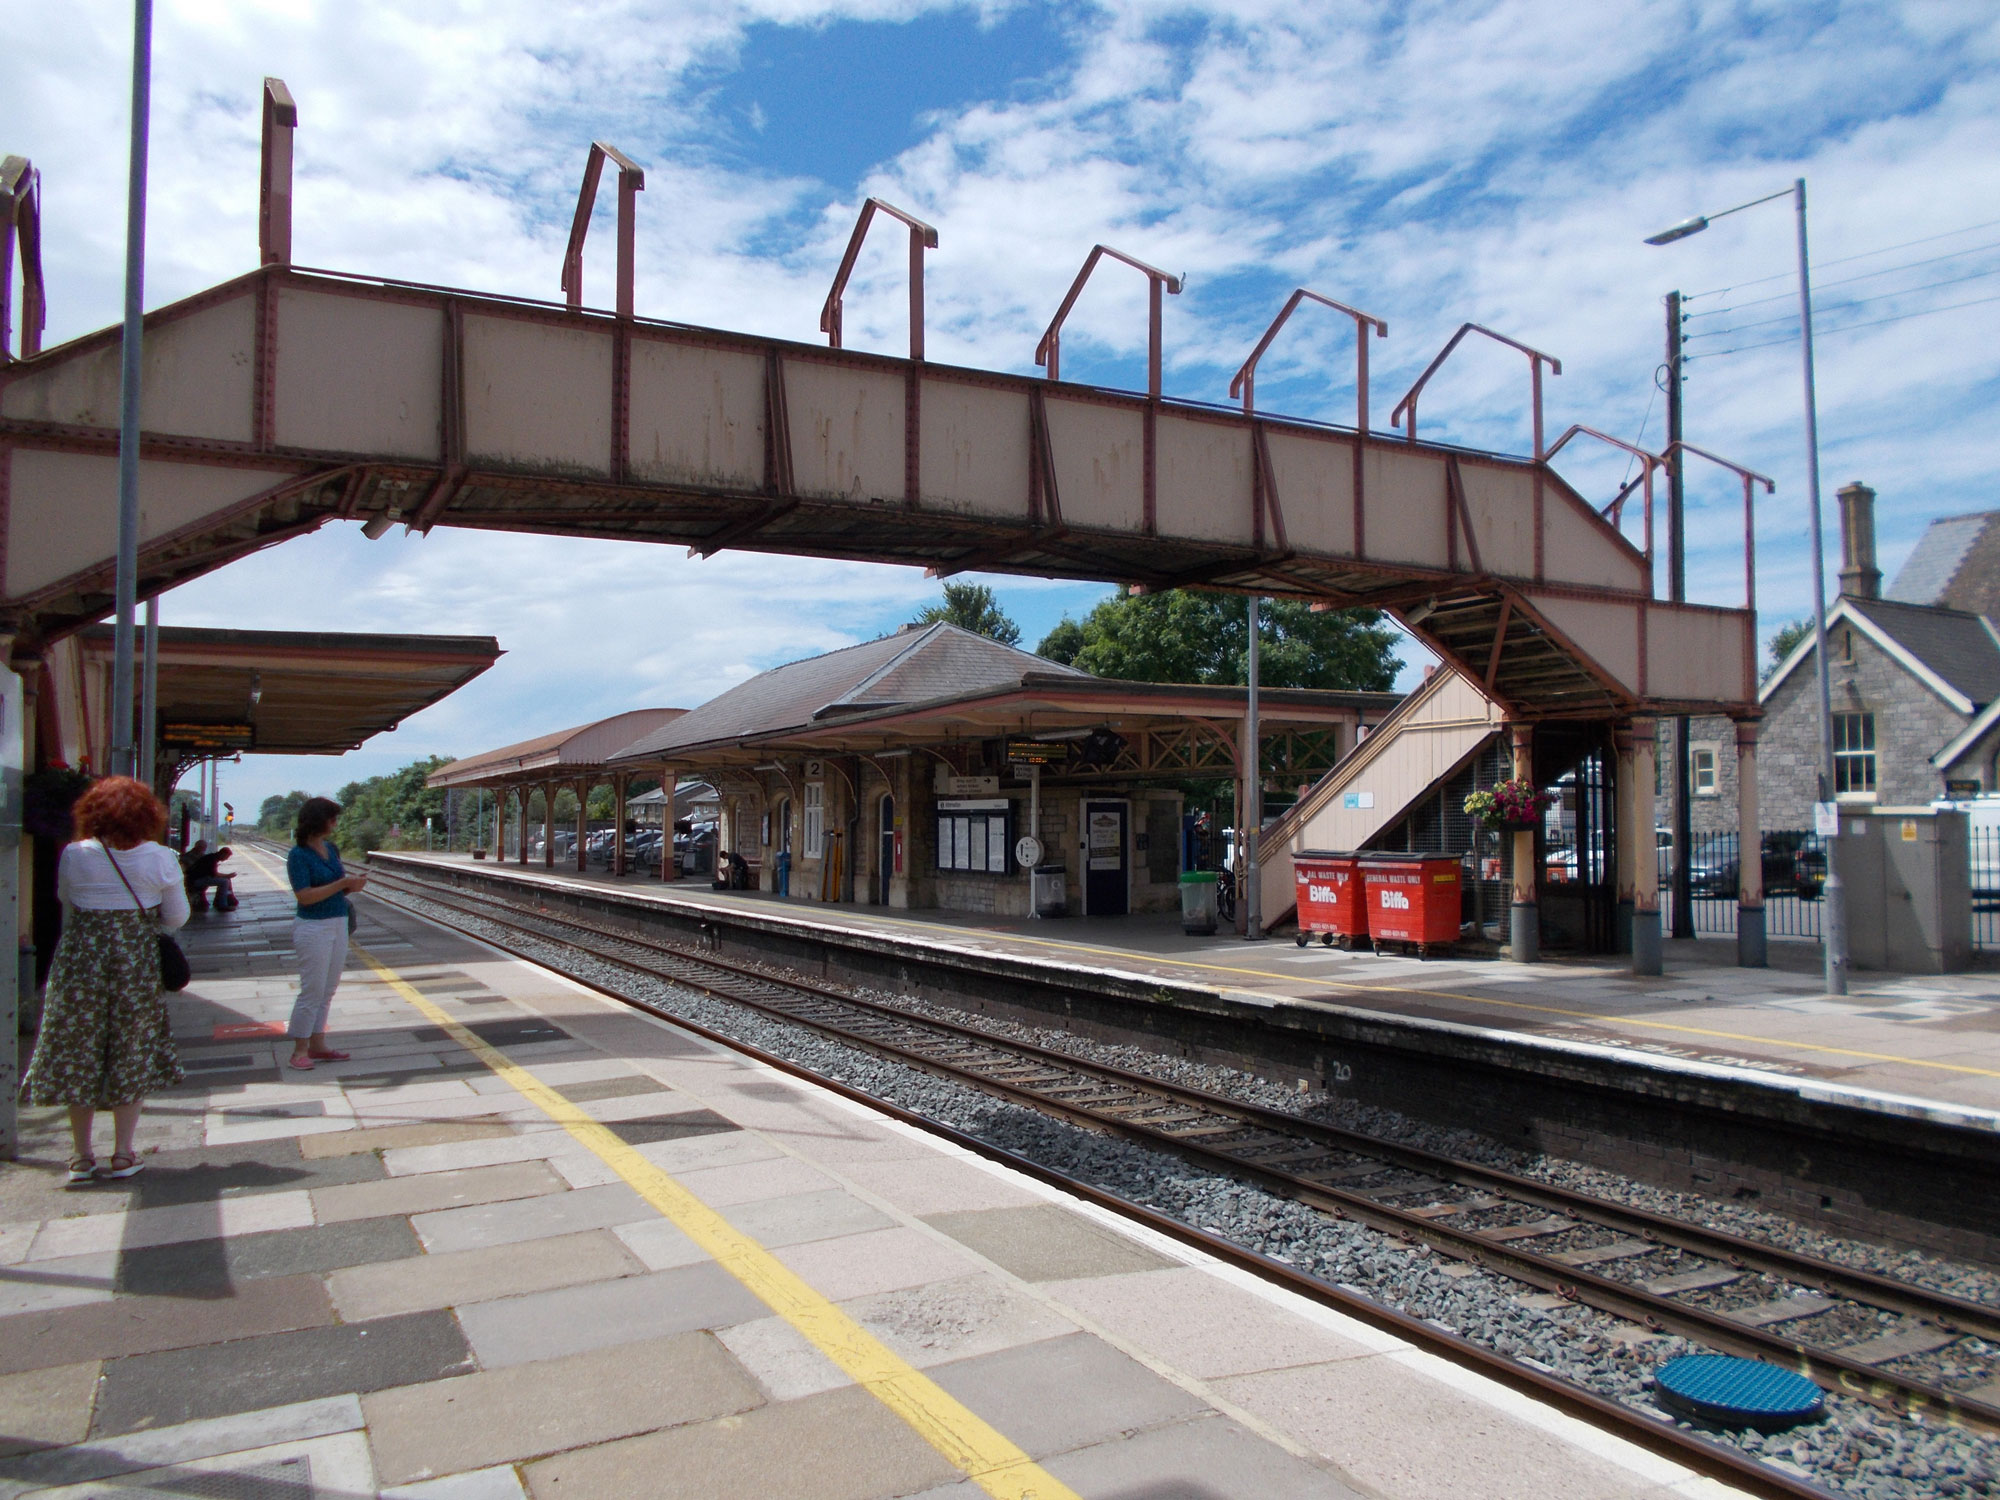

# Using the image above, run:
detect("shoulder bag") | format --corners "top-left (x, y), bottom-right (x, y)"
top-left (106, 846), bottom-right (192, 992)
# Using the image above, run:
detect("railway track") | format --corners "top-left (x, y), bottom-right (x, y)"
top-left (362, 861), bottom-right (2000, 1493)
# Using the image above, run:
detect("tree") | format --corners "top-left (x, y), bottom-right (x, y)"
top-left (331, 755), bottom-right (456, 854)
top-left (910, 582), bottom-right (1021, 646)
top-left (1036, 592), bottom-right (1400, 691)
top-left (1765, 617), bottom-right (1814, 681)
top-left (258, 791), bottom-right (310, 834)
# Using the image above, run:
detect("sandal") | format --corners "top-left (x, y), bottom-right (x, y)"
top-left (287, 1054), bottom-right (316, 1071)
top-left (98, 1154), bottom-right (143, 1181)
top-left (65, 1156), bottom-right (96, 1187)
top-left (306, 1048), bottom-right (351, 1062)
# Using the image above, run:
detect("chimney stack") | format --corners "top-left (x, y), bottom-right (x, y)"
top-left (1837, 481), bottom-right (1880, 600)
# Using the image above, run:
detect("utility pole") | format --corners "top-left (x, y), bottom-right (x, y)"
top-left (1244, 596), bottom-right (1264, 939)
top-left (1666, 292), bottom-right (1694, 941)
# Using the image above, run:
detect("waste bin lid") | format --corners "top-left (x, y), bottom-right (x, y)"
top-left (1179, 871), bottom-right (1218, 883)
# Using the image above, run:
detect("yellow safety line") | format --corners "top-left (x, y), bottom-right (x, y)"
top-left (354, 945), bottom-right (1083, 1500)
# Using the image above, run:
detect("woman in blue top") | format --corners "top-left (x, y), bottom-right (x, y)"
top-left (286, 797), bottom-right (366, 1071)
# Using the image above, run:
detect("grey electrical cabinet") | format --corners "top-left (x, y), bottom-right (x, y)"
top-left (1828, 808), bottom-right (1972, 973)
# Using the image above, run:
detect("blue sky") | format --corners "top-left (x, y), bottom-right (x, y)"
top-left (8, 1), bottom-right (1999, 814)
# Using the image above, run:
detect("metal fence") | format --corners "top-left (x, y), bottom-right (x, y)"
top-left (1662, 826), bottom-right (2000, 953)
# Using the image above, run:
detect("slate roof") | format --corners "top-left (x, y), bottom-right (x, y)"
top-left (1888, 511), bottom-right (1998, 607)
top-left (1847, 597), bottom-right (2000, 708)
top-left (609, 624), bottom-right (1090, 761)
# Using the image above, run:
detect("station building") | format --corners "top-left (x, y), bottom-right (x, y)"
top-left (436, 623), bottom-right (1398, 921)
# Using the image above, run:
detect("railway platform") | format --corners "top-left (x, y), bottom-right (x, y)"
top-left (0, 854), bottom-right (1754, 1499)
top-left (372, 853), bottom-right (2000, 1122)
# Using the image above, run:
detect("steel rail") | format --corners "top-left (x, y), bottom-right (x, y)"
top-left (355, 869), bottom-right (1842, 1500)
top-left (362, 864), bottom-right (1999, 1438)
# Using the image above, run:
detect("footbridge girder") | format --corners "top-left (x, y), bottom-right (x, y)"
top-left (0, 261), bottom-right (1755, 721)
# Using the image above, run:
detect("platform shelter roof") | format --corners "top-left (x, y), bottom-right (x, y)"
top-left (427, 707), bottom-right (684, 790)
top-left (70, 625), bottom-right (500, 761)
top-left (602, 623), bottom-right (1399, 779)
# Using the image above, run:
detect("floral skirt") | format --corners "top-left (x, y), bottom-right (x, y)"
top-left (22, 908), bottom-right (184, 1108)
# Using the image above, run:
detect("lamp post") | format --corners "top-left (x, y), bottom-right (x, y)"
top-left (1646, 178), bottom-right (1847, 995)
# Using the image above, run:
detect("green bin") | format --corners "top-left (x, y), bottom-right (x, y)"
top-left (1179, 870), bottom-right (1219, 935)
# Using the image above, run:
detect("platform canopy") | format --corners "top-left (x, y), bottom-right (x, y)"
top-left (70, 625), bottom-right (501, 762)
top-left (426, 708), bottom-right (684, 791)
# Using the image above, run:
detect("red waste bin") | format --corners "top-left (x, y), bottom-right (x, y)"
top-left (1293, 851), bottom-right (1368, 949)
top-left (1362, 853), bottom-right (1462, 957)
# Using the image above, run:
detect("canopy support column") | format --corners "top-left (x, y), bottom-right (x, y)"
top-left (541, 781), bottom-right (555, 868)
top-left (1508, 722), bottom-right (1538, 963)
top-left (1613, 723), bottom-right (1638, 955)
top-left (1736, 720), bottom-right (1767, 968)
top-left (661, 765), bottom-right (678, 881)
top-left (574, 778), bottom-right (588, 873)
top-left (1630, 717), bottom-right (1662, 976)
top-left (516, 786), bottom-right (529, 865)
top-left (612, 774), bottom-right (628, 877)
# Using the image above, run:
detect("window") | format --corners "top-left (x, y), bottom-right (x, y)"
top-left (934, 799), bottom-right (1013, 875)
top-left (1691, 747), bottom-right (1718, 797)
top-left (1833, 712), bottom-right (1876, 796)
top-left (802, 783), bottom-right (824, 855)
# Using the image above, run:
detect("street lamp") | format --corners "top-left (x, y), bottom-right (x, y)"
top-left (1646, 179), bottom-right (1848, 996)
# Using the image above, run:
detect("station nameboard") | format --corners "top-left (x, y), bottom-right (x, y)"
top-left (161, 721), bottom-right (254, 751)
top-left (1005, 739), bottom-right (1065, 766)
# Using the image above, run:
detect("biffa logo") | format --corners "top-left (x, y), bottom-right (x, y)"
top-left (1378, 890), bottom-right (1411, 910)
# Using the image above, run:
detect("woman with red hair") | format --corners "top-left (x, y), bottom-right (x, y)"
top-left (23, 775), bottom-right (189, 1184)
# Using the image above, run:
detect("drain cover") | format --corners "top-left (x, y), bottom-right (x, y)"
top-left (1654, 1354), bottom-right (1825, 1431)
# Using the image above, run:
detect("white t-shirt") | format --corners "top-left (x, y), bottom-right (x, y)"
top-left (58, 840), bottom-right (191, 931)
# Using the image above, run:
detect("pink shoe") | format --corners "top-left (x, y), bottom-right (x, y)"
top-left (307, 1048), bottom-right (351, 1062)
top-left (287, 1054), bottom-right (316, 1071)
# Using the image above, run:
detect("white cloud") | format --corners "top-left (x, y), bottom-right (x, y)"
top-left (9, 0), bottom-right (1997, 812)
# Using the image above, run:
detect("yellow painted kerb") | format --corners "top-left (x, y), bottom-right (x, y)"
top-left (355, 946), bottom-right (1083, 1500)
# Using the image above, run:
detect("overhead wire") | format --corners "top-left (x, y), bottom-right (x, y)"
top-left (1689, 290), bottom-right (2000, 360)
top-left (1682, 216), bottom-right (2000, 302)
top-left (1684, 238), bottom-right (2000, 318)
top-left (1685, 262), bottom-right (2000, 340)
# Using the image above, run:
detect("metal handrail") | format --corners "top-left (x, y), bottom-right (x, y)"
top-left (1546, 424), bottom-right (1669, 577)
top-left (1229, 288), bottom-right (1387, 428)
top-left (1, 154), bottom-right (46, 361)
top-left (819, 198), bottom-right (939, 360)
top-left (1034, 244), bottom-right (1183, 396)
top-left (1663, 440), bottom-right (1774, 613)
top-left (1389, 322), bottom-right (1561, 458)
top-left (561, 142), bottom-right (646, 319)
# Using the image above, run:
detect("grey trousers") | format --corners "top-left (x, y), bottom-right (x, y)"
top-left (289, 916), bottom-right (348, 1039)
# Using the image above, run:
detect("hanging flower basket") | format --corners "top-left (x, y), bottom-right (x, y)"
top-left (1463, 779), bottom-right (1550, 833)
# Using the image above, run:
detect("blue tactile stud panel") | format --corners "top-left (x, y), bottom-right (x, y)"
top-left (1654, 1354), bottom-right (1827, 1432)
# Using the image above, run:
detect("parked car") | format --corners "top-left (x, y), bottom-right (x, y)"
top-left (676, 826), bottom-right (717, 877)
top-left (1682, 832), bottom-right (1826, 900)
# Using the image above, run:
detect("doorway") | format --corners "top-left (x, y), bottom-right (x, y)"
top-left (1082, 800), bottom-right (1129, 916)
top-left (877, 793), bottom-right (895, 905)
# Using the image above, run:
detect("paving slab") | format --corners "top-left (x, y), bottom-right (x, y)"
top-left (721, 1187), bottom-right (896, 1249)
top-left (413, 1180), bottom-right (655, 1253)
top-left (330, 1228), bottom-right (645, 1321)
top-left (833, 1156), bottom-right (1045, 1217)
top-left (928, 1331), bottom-right (1205, 1459)
top-left (0, 1363), bottom-right (99, 1458)
top-left (0, 1394), bottom-right (364, 1494)
top-left (713, 1316), bottom-right (853, 1402)
top-left (91, 1309), bottom-right (475, 1437)
top-left (774, 1225), bottom-right (981, 1300)
top-left (667, 1155), bottom-right (840, 1206)
top-left (25, 1189), bottom-right (315, 1260)
top-left (454, 1259), bottom-right (768, 1368)
top-left (521, 1381), bottom-right (959, 1500)
top-left (0, 1273), bottom-right (335, 1377)
top-left (383, 1463), bottom-right (532, 1499)
top-left (1043, 1266), bottom-right (1379, 1380)
top-left (1217, 1357), bottom-right (1659, 1500)
top-left (298, 1119), bottom-right (517, 1159)
top-left (364, 1330), bottom-right (763, 1486)
top-left (311, 1159), bottom-right (566, 1224)
top-left (840, 1274), bottom-right (1080, 1369)
top-left (116, 1214), bottom-right (422, 1297)
top-left (0, 1250), bottom-right (118, 1318)
top-left (1042, 1410), bottom-right (1363, 1499)
top-left (921, 1204), bottom-right (1179, 1282)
